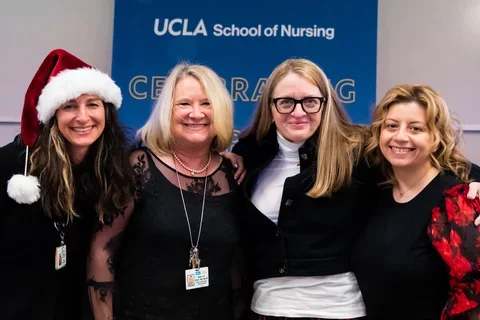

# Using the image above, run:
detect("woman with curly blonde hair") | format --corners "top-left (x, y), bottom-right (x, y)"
top-left (351, 85), bottom-right (480, 319)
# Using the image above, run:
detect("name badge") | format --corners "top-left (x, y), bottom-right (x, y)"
top-left (55, 245), bottom-right (67, 270)
top-left (185, 267), bottom-right (209, 290)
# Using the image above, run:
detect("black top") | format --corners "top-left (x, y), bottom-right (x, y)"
top-left (232, 125), bottom-right (380, 281)
top-left (351, 173), bottom-right (460, 319)
top-left (116, 148), bottom-right (246, 320)
top-left (0, 136), bottom-right (96, 320)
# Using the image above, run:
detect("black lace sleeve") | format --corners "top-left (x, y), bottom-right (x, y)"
top-left (130, 149), bottom-right (152, 199)
top-left (87, 200), bottom-right (134, 319)
top-left (87, 149), bottom-right (150, 319)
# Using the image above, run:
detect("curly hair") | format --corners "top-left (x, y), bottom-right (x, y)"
top-left (29, 102), bottom-right (134, 224)
top-left (365, 84), bottom-right (471, 184)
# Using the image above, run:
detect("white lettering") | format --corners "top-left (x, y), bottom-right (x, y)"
top-left (168, 18), bottom-right (183, 36)
top-left (154, 18), bottom-right (208, 36)
top-left (335, 79), bottom-right (355, 103)
top-left (213, 24), bottom-right (223, 36)
top-left (193, 19), bottom-right (208, 36)
top-left (281, 24), bottom-right (335, 39)
top-left (182, 19), bottom-right (193, 36)
top-left (212, 24), bottom-right (262, 37)
top-left (154, 19), bottom-right (168, 36)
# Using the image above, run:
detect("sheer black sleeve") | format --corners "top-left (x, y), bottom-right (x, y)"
top-left (87, 149), bottom-right (151, 319)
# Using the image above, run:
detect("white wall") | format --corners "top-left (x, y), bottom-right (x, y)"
top-left (377, 0), bottom-right (480, 162)
top-left (0, 0), bottom-right (114, 131)
top-left (1, 0), bottom-right (479, 161)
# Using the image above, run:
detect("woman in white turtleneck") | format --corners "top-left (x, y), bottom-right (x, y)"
top-left (232, 58), bottom-right (368, 320)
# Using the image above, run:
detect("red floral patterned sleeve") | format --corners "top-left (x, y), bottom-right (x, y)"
top-left (428, 184), bottom-right (480, 320)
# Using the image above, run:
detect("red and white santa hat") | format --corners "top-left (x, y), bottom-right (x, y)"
top-left (7, 49), bottom-right (122, 204)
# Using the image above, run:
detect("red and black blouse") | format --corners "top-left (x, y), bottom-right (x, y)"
top-left (429, 184), bottom-right (480, 319)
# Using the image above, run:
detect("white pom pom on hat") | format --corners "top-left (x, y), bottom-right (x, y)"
top-left (7, 174), bottom-right (40, 204)
top-left (7, 49), bottom-right (122, 204)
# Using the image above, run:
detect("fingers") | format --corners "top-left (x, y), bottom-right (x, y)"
top-left (237, 170), bottom-right (246, 184)
top-left (467, 182), bottom-right (480, 199)
top-left (467, 183), bottom-right (480, 226)
top-left (233, 161), bottom-right (246, 184)
top-left (467, 190), bottom-right (476, 200)
top-left (475, 215), bottom-right (480, 227)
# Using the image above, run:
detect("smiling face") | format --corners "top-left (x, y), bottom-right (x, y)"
top-left (379, 101), bottom-right (434, 172)
top-left (171, 76), bottom-right (216, 150)
top-left (55, 94), bottom-right (105, 162)
top-left (270, 72), bottom-right (322, 144)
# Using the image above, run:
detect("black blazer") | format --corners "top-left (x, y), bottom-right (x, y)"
top-left (232, 124), bottom-right (378, 281)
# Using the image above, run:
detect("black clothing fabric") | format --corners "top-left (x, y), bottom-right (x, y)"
top-left (0, 136), bottom-right (96, 320)
top-left (115, 148), bottom-right (246, 320)
top-left (232, 125), bottom-right (379, 282)
top-left (351, 173), bottom-right (461, 320)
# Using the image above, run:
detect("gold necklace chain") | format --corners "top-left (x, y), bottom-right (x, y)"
top-left (396, 167), bottom-right (432, 197)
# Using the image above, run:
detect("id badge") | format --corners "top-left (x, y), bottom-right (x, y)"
top-left (55, 244), bottom-right (67, 270)
top-left (185, 267), bottom-right (209, 290)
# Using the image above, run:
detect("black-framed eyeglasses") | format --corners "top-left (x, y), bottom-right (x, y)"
top-left (272, 97), bottom-right (327, 114)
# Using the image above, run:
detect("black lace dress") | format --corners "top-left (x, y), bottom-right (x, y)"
top-left (114, 148), bottom-right (247, 320)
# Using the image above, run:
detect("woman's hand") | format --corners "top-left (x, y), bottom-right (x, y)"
top-left (467, 182), bottom-right (480, 226)
top-left (220, 152), bottom-right (246, 184)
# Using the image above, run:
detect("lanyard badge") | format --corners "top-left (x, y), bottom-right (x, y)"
top-left (54, 222), bottom-right (67, 270)
top-left (173, 153), bottom-right (211, 290)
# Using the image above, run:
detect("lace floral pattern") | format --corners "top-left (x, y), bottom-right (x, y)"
top-left (132, 152), bottom-right (151, 197)
top-left (185, 176), bottom-right (221, 195)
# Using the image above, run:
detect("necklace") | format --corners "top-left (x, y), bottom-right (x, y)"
top-left (396, 167), bottom-right (432, 197)
top-left (172, 150), bottom-right (211, 176)
top-left (174, 155), bottom-right (208, 269)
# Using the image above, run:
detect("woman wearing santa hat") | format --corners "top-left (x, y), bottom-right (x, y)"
top-left (0, 49), bottom-right (134, 319)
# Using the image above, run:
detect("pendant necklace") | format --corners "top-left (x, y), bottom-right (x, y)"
top-left (173, 154), bottom-right (208, 269)
top-left (397, 167), bottom-right (432, 197)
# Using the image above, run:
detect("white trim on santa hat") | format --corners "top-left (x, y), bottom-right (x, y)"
top-left (36, 67), bottom-right (122, 123)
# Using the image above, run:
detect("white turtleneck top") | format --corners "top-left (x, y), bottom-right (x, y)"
top-left (251, 131), bottom-right (302, 224)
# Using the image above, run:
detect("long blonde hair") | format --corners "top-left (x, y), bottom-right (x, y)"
top-left (138, 63), bottom-right (233, 154)
top-left (242, 58), bottom-right (368, 198)
top-left (365, 84), bottom-right (471, 184)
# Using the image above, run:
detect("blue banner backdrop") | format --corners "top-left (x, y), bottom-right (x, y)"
top-left (112, 0), bottom-right (378, 143)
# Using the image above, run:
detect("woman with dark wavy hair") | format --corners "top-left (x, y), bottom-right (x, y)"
top-left (0, 49), bottom-right (134, 320)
